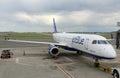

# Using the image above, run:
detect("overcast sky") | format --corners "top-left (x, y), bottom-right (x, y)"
top-left (0, 0), bottom-right (120, 32)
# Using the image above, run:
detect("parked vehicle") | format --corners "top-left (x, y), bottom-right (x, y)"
top-left (112, 68), bottom-right (120, 78)
top-left (1, 50), bottom-right (13, 59)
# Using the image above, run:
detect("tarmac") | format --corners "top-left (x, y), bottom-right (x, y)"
top-left (0, 40), bottom-right (118, 78)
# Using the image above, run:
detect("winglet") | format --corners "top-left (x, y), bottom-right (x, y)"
top-left (53, 18), bottom-right (58, 33)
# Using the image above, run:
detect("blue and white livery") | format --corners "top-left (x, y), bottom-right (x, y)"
top-left (8, 18), bottom-right (117, 66)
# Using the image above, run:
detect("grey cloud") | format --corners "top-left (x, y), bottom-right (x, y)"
top-left (0, 0), bottom-right (120, 13)
top-left (0, 0), bottom-right (120, 32)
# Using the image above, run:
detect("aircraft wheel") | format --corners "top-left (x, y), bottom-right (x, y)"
top-left (113, 70), bottom-right (119, 78)
top-left (94, 62), bottom-right (100, 67)
top-left (77, 51), bottom-right (82, 55)
top-left (1, 56), bottom-right (3, 59)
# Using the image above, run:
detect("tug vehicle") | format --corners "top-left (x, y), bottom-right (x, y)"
top-left (1, 50), bottom-right (13, 59)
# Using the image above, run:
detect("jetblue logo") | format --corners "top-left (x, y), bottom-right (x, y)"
top-left (72, 36), bottom-right (84, 45)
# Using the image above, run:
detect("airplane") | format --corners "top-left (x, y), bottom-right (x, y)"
top-left (8, 18), bottom-right (117, 67)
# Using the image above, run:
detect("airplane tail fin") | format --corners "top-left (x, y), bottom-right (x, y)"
top-left (53, 18), bottom-right (58, 33)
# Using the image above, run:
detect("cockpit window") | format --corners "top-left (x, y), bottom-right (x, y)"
top-left (98, 40), bottom-right (108, 44)
top-left (92, 40), bottom-right (97, 44)
top-left (92, 40), bottom-right (109, 44)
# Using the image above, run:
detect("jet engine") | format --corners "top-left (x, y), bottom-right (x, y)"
top-left (48, 45), bottom-right (60, 56)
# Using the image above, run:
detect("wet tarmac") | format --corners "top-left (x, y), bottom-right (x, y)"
top-left (0, 40), bottom-right (117, 78)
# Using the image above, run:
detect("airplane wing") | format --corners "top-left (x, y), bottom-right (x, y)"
top-left (106, 33), bottom-right (115, 44)
top-left (106, 39), bottom-right (115, 44)
top-left (107, 39), bottom-right (115, 41)
top-left (8, 40), bottom-right (67, 47)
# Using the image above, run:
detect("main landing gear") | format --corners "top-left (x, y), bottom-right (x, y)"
top-left (53, 55), bottom-right (58, 60)
top-left (94, 58), bottom-right (100, 67)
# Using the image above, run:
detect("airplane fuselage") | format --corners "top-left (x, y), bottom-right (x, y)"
top-left (53, 32), bottom-right (116, 59)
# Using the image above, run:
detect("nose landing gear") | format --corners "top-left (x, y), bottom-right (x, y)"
top-left (94, 58), bottom-right (100, 67)
top-left (77, 51), bottom-right (83, 55)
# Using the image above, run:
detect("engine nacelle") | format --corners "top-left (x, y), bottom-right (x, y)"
top-left (48, 45), bottom-right (60, 56)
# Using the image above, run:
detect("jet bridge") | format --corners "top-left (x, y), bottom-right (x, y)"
top-left (116, 30), bottom-right (120, 49)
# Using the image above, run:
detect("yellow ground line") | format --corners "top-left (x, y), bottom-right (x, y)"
top-left (56, 64), bottom-right (75, 78)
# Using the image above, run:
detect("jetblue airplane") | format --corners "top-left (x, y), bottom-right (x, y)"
top-left (8, 18), bottom-right (116, 66)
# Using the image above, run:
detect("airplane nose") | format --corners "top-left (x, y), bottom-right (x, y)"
top-left (109, 50), bottom-right (116, 58)
top-left (112, 50), bottom-right (117, 58)
top-left (106, 47), bottom-right (117, 59)
top-left (101, 45), bottom-right (117, 59)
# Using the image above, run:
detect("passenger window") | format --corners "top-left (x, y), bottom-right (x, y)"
top-left (92, 40), bottom-right (97, 44)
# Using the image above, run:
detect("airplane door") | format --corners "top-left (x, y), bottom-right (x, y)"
top-left (84, 39), bottom-right (89, 50)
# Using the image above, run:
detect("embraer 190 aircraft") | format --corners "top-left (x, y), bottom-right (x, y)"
top-left (8, 18), bottom-right (117, 67)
